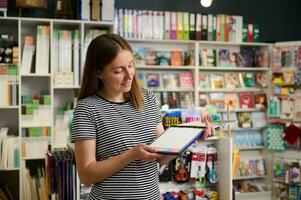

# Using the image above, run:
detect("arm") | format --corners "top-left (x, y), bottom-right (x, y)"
top-left (75, 139), bottom-right (163, 186)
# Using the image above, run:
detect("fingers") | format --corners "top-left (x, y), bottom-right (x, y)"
top-left (134, 144), bottom-right (163, 162)
top-left (204, 120), bottom-right (215, 139)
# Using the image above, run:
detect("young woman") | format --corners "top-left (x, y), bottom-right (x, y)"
top-left (70, 34), bottom-right (214, 199)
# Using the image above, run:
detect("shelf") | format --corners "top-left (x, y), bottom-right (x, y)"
top-left (199, 88), bottom-right (266, 93)
top-left (149, 88), bottom-right (194, 92)
top-left (21, 124), bottom-right (52, 128)
top-left (0, 168), bottom-right (19, 171)
top-left (238, 146), bottom-right (265, 151)
top-left (0, 16), bottom-right (114, 26)
top-left (136, 65), bottom-right (195, 70)
top-left (127, 38), bottom-right (196, 44)
top-left (53, 85), bottom-right (81, 89)
top-left (235, 191), bottom-right (272, 200)
top-left (231, 127), bottom-right (265, 131)
top-left (272, 66), bottom-right (298, 72)
top-left (0, 106), bottom-right (19, 109)
top-left (126, 38), bottom-right (272, 46)
top-left (233, 175), bottom-right (267, 180)
top-left (273, 179), bottom-right (301, 186)
top-left (217, 108), bottom-right (264, 112)
top-left (198, 40), bottom-right (272, 46)
top-left (199, 66), bottom-right (270, 71)
top-left (21, 157), bottom-right (45, 160)
top-left (21, 74), bottom-right (51, 77)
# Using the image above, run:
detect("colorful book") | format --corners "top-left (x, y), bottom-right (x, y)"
top-left (170, 50), bottom-right (183, 66)
top-left (224, 93), bottom-right (239, 110)
top-left (199, 73), bottom-right (210, 89)
top-left (162, 92), bottom-right (179, 108)
top-left (144, 48), bottom-right (157, 65)
top-left (146, 72), bottom-right (160, 88)
top-left (199, 93), bottom-right (208, 107)
top-left (133, 47), bottom-right (145, 66)
top-left (209, 93), bottom-right (225, 109)
top-left (237, 112), bottom-right (252, 128)
top-left (162, 72), bottom-right (179, 89)
top-left (179, 92), bottom-right (194, 109)
top-left (156, 50), bottom-right (170, 66)
top-left (210, 73), bottom-right (225, 89)
top-left (239, 93), bottom-right (255, 109)
top-left (254, 73), bottom-right (267, 88)
top-left (218, 49), bottom-right (231, 67)
top-left (224, 73), bottom-right (239, 89)
top-left (255, 93), bottom-right (267, 109)
top-left (137, 71), bottom-right (146, 88)
top-left (179, 71), bottom-right (194, 88)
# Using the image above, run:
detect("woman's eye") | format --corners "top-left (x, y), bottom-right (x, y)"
top-left (114, 70), bottom-right (122, 74)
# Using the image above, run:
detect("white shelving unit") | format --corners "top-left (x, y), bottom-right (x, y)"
top-left (268, 41), bottom-right (301, 200)
top-left (196, 41), bottom-right (272, 199)
top-left (0, 16), bottom-right (276, 200)
top-left (0, 16), bottom-right (114, 200)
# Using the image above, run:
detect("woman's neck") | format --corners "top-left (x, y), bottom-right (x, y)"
top-left (98, 89), bottom-right (125, 103)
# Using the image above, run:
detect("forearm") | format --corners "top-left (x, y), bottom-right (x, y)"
top-left (79, 148), bottom-right (136, 186)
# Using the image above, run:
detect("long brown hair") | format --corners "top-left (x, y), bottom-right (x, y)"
top-left (78, 34), bottom-right (144, 110)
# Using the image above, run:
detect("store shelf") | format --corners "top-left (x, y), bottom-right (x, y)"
top-left (238, 146), bottom-right (265, 151)
top-left (231, 127), bottom-right (265, 131)
top-left (235, 191), bottom-right (272, 200)
top-left (21, 73), bottom-right (51, 77)
top-left (150, 88), bottom-right (195, 92)
top-left (217, 108), bottom-right (264, 112)
top-left (21, 157), bottom-right (45, 160)
top-left (199, 66), bottom-right (270, 71)
top-left (53, 85), bottom-right (81, 89)
top-left (136, 65), bottom-right (195, 70)
top-left (127, 38), bottom-right (196, 44)
top-left (198, 40), bottom-right (271, 46)
top-left (233, 175), bottom-right (267, 180)
top-left (0, 168), bottom-right (19, 171)
top-left (199, 88), bottom-right (267, 93)
top-left (0, 106), bottom-right (19, 109)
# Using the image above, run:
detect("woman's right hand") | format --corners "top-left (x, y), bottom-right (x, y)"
top-left (131, 144), bottom-right (163, 162)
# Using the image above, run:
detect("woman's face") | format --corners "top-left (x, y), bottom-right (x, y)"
top-left (98, 49), bottom-right (135, 95)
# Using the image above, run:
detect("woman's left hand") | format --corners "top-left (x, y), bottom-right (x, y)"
top-left (203, 120), bottom-right (215, 139)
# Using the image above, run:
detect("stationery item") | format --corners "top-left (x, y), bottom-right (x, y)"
top-left (149, 126), bottom-right (205, 155)
top-left (189, 13), bottom-right (196, 40)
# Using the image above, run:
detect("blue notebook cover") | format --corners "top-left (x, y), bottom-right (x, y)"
top-left (149, 126), bottom-right (205, 155)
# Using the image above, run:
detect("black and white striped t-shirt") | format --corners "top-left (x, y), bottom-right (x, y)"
top-left (70, 90), bottom-right (162, 200)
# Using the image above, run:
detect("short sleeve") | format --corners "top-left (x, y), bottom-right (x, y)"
top-left (70, 99), bottom-right (96, 143)
top-left (144, 89), bottom-right (162, 124)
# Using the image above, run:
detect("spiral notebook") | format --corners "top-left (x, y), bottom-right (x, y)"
top-left (150, 126), bottom-right (205, 155)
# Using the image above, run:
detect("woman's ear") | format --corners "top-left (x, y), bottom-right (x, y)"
top-left (97, 70), bottom-right (103, 79)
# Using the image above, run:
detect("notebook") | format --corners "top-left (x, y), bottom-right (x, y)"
top-left (149, 126), bottom-right (205, 155)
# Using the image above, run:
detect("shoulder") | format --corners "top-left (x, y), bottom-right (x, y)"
top-left (143, 89), bottom-right (156, 102)
top-left (142, 89), bottom-right (159, 106)
top-left (75, 95), bottom-right (99, 112)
